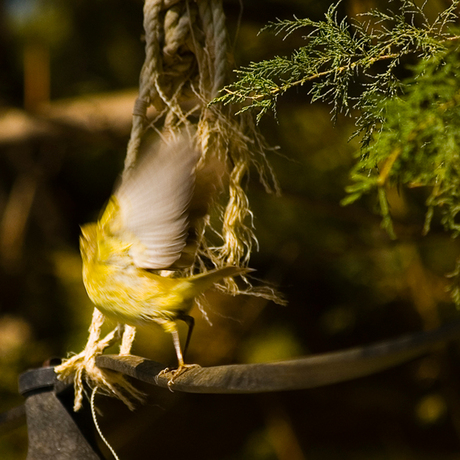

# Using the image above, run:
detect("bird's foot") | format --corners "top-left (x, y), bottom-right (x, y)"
top-left (158, 363), bottom-right (201, 390)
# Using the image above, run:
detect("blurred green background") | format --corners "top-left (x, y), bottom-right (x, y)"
top-left (1, 0), bottom-right (460, 458)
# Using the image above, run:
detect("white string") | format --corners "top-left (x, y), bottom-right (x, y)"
top-left (91, 387), bottom-right (121, 460)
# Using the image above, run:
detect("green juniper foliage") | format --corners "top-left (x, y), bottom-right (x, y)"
top-left (343, 50), bottom-right (460, 234)
top-left (216, 1), bottom-right (459, 125)
top-left (215, 0), bottom-right (460, 305)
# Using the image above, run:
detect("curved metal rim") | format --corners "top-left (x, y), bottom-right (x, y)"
top-left (96, 318), bottom-right (460, 394)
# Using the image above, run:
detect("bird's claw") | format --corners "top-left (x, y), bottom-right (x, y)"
top-left (158, 364), bottom-right (201, 390)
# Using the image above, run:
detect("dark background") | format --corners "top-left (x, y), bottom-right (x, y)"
top-left (1, 0), bottom-right (460, 458)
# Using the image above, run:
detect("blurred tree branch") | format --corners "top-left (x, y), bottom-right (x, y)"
top-left (0, 90), bottom-right (138, 145)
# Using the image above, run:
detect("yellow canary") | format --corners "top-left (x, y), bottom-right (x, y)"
top-left (79, 130), bottom-right (247, 371)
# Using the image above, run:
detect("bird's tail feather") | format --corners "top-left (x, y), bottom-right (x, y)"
top-left (191, 266), bottom-right (253, 293)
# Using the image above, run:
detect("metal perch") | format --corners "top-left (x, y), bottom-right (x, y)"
top-left (96, 317), bottom-right (460, 394)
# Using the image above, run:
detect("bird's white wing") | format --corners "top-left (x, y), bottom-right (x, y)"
top-left (115, 131), bottom-right (199, 269)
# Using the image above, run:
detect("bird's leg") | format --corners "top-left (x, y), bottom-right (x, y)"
top-left (169, 327), bottom-right (200, 376)
top-left (180, 314), bottom-right (195, 359)
top-left (157, 321), bottom-right (200, 388)
top-left (171, 327), bottom-right (185, 369)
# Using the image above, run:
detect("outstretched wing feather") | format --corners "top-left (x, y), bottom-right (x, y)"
top-left (115, 131), bottom-right (199, 269)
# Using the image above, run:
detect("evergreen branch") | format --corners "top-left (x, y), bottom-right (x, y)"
top-left (213, 0), bottom-right (460, 125)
